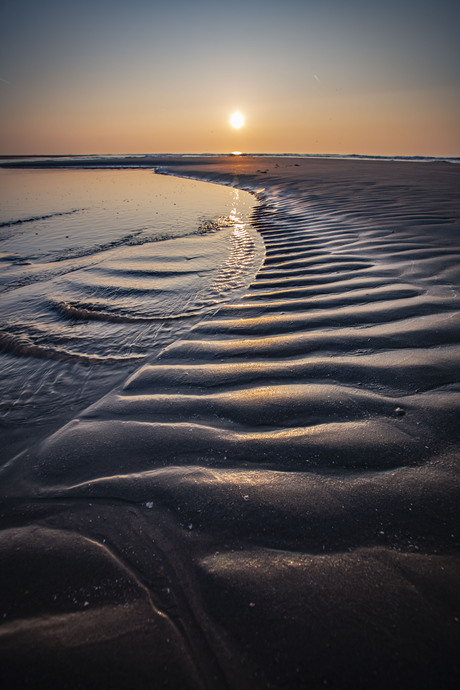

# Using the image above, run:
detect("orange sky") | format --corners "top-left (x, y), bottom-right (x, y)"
top-left (1, 0), bottom-right (459, 156)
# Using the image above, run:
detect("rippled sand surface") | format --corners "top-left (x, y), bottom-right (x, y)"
top-left (0, 169), bottom-right (260, 460)
top-left (1, 157), bottom-right (459, 689)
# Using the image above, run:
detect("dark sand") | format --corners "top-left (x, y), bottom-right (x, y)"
top-left (1, 156), bottom-right (460, 689)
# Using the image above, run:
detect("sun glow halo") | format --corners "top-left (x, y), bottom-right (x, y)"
top-left (230, 111), bottom-right (245, 129)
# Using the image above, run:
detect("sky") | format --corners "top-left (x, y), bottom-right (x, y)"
top-left (0, 0), bottom-right (459, 156)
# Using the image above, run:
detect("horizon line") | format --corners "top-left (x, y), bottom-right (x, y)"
top-left (1, 152), bottom-right (459, 162)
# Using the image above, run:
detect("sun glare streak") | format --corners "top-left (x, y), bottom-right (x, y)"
top-left (230, 111), bottom-right (245, 129)
top-left (230, 188), bottom-right (242, 224)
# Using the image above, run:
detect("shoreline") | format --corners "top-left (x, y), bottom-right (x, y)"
top-left (1, 156), bottom-right (459, 689)
top-left (0, 168), bottom-right (261, 464)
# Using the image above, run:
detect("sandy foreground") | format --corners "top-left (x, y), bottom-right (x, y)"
top-left (1, 156), bottom-right (459, 689)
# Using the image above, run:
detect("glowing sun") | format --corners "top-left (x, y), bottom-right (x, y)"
top-left (230, 111), bottom-right (245, 129)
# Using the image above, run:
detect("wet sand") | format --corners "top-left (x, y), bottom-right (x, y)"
top-left (1, 156), bottom-right (460, 689)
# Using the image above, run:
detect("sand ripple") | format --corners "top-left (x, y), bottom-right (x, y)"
top-left (1, 158), bottom-right (459, 689)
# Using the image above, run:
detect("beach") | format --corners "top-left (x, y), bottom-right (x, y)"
top-left (0, 168), bottom-right (261, 461)
top-left (1, 155), bottom-right (459, 688)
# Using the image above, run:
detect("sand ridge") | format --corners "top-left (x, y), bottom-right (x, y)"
top-left (1, 156), bottom-right (460, 689)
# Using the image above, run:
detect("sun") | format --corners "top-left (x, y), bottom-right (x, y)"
top-left (230, 111), bottom-right (245, 129)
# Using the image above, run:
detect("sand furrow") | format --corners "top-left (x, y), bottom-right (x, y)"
top-left (158, 312), bottom-right (460, 361)
top-left (122, 346), bottom-right (460, 394)
top-left (11, 417), bottom-right (429, 489)
top-left (191, 300), bottom-right (459, 338)
top-left (217, 285), bottom-right (424, 315)
top-left (244, 275), bottom-right (407, 299)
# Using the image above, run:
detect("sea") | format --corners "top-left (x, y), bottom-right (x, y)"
top-left (0, 167), bottom-right (263, 462)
